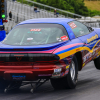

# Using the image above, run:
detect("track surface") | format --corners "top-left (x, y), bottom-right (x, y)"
top-left (0, 61), bottom-right (100, 100)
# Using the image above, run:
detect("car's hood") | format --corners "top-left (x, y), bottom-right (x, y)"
top-left (0, 41), bottom-right (69, 53)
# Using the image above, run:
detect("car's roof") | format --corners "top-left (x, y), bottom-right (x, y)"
top-left (18, 18), bottom-right (74, 25)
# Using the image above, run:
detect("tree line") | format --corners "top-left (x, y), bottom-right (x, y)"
top-left (17, 0), bottom-right (100, 17)
top-left (84, 0), bottom-right (100, 1)
top-left (33, 0), bottom-right (100, 17)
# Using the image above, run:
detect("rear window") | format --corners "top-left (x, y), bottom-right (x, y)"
top-left (2, 24), bottom-right (69, 46)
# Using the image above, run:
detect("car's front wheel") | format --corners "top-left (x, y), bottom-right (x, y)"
top-left (94, 56), bottom-right (100, 69)
top-left (50, 56), bottom-right (78, 89)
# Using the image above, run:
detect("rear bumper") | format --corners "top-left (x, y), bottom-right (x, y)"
top-left (0, 65), bottom-right (69, 81)
top-left (2, 69), bottom-right (53, 81)
top-left (0, 66), bottom-right (54, 80)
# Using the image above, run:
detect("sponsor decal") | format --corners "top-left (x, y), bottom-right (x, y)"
top-left (54, 68), bottom-right (61, 73)
top-left (60, 72), bottom-right (65, 76)
top-left (61, 35), bottom-right (68, 41)
top-left (12, 75), bottom-right (26, 80)
top-left (65, 69), bottom-right (69, 75)
top-left (27, 38), bottom-right (33, 41)
top-left (12, 75), bottom-right (26, 78)
top-left (69, 22), bottom-right (77, 29)
top-left (98, 51), bottom-right (100, 55)
top-left (86, 56), bottom-right (89, 59)
top-left (87, 34), bottom-right (98, 43)
top-left (82, 63), bottom-right (85, 67)
top-left (89, 57), bottom-right (92, 61)
top-left (66, 65), bottom-right (69, 69)
top-left (96, 48), bottom-right (100, 53)
top-left (92, 51), bottom-right (96, 56)
top-left (30, 29), bottom-right (41, 31)
top-left (83, 56), bottom-right (86, 63)
top-left (56, 38), bottom-right (62, 42)
top-left (83, 53), bottom-right (92, 63)
top-left (89, 53), bottom-right (92, 58)
top-left (12, 77), bottom-right (25, 80)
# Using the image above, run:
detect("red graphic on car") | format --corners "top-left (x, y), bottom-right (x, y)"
top-left (30, 29), bottom-right (41, 31)
top-left (61, 35), bottom-right (68, 41)
top-left (69, 22), bottom-right (77, 29)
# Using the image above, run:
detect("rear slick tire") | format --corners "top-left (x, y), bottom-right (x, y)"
top-left (50, 56), bottom-right (78, 89)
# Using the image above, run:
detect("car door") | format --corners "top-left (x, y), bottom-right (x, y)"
top-left (68, 20), bottom-right (99, 65)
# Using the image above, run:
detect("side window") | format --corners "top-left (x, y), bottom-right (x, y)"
top-left (68, 21), bottom-right (90, 37)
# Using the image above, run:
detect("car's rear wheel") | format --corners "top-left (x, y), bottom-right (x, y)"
top-left (50, 56), bottom-right (78, 89)
top-left (94, 56), bottom-right (100, 69)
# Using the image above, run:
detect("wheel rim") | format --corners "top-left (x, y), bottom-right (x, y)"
top-left (70, 61), bottom-right (75, 81)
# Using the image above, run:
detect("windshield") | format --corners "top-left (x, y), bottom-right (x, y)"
top-left (2, 24), bottom-right (69, 46)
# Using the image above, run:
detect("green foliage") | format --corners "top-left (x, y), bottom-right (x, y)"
top-left (17, 0), bottom-right (100, 17)
top-left (32, 0), bottom-right (90, 16)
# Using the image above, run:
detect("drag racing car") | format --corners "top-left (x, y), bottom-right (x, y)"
top-left (0, 18), bottom-right (100, 93)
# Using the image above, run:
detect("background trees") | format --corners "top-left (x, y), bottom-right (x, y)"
top-left (33, 0), bottom-right (90, 16)
top-left (18, 0), bottom-right (100, 17)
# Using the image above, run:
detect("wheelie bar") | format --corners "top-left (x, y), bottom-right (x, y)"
top-left (4, 79), bottom-right (49, 93)
top-left (4, 81), bottom-right (22, 93)
top-left (30, 79), bottom-right (49, 93)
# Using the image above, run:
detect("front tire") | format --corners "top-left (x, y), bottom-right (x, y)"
top-left (94, 56), bottom-right (100, 69)
top-left (50, 56), bottom-right (78, 89)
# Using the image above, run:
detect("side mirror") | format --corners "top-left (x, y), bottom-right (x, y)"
top-left (0, 30), bottom-right (6, 42)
